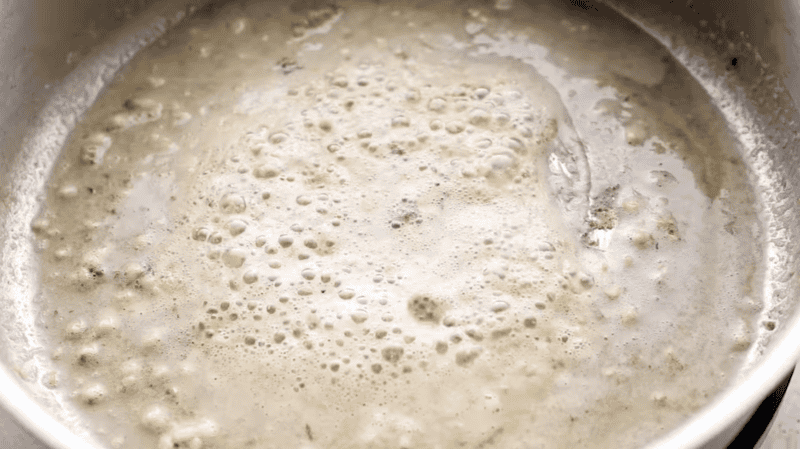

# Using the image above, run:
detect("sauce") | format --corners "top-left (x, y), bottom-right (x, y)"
top-left (30, 1), bottom-right (765, 448)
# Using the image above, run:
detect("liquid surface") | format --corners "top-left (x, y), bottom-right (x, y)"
top-left (30, 1), bottom-right (766, 448)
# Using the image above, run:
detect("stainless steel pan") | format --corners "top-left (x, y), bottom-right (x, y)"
top-left (2, 0), bottom-right (800, 447)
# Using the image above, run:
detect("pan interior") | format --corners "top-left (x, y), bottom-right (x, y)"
top-left (2, 1), bottom-right (797, 448)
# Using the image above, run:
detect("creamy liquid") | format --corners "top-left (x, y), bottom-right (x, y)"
top-left (31, 1), bottom-right (766, 448)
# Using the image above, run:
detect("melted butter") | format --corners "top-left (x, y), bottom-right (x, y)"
top-left (32, 1), bottom-right (765, 448)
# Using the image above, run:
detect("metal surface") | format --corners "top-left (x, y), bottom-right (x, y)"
top-left (2, 1), bottom-right (800, 448)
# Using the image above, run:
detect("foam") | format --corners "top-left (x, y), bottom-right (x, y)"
top-left (29, 1), bottom-right (767, 448)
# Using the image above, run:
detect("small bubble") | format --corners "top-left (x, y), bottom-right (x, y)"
top-left (301, 268), bottom-right (317, 280)
top-left (392, 116), bottom-right (410, 127)
top-left (435, 341), bottom-right (448, 354)
top-left (469, 108), bottom-right (490, 125)
top-left (339, 289), bottom-right (355, 300)
top-left (428, 97), bottom-right (447, 112)
top-left (445, 121), bottom-right (465, 134)
top-left (228, 220), bottom-right (247, 236)
top-left (474, 87), bottom-right (490, 99)
top-left (270, 132), bottom-right (288, 144)
top-left (222, 248), bottom-right (247, 268)
top-left (490, 301), bottom-right (510, 313)
top-left (381, 346), bottom-right (404, 363)
top-left (455, 347), bottom-right (482, 366)
top-left (408, 295), bottom-right (444, 323)
top-left (220, 193), bottom-right (246, 214)
top-left (304, 238), bottom-right (318, 249)
top-left (430, 120), bottom-right (444, 131)
top-left (465, 328), bottom-right (484, 341)
top-left (350, 310), bottom-right (368, 324)
top-left (243, 270), bottom-right (259, 284)
top-left (255, 236), bottom-right (267, 247)
top-left (274, 332), bottom-right (286, 343)
top-left (327, 144), bottom-right (341, 153)
top-left (405, 89), bottom-right (421, 102)
top-left (79, 383), bottom-right (108, 405)
top-left (296, 195), bottom-right (313, 206)
top-left (254, 165), bottom-right (280, 179)
top-left (278, 235), bottom-right (294, 248)
top-left (193, 227), bottom-right (211, 241)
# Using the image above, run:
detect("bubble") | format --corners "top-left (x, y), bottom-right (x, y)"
top-left (455, 347), bottom-right (482, 366)
top-left (468, 108), bottom-right (490, 125)
top-left (141, 404), bottom-right (173, 433)
top-left (523, 317), bottom-right (537, 328)
top-left (331, 75), bottom-right (348, 87)
top-left (490, 301), bottom-right (510, 313)
top-left (254, 165), bottom-right (280, 179)
top-left (327, 144), bottom-right (341, 153)
top-left (445, 121), bottom-right (465, 134)
top-left (301, 268), bottom-right (317, 280)
top-left (428, 97), bottom-right (447, 112)
top-left (381, 346), bottom-right (404, 363)
top-left (474, 87), bottom-right (490, 99)
top-left (304, 238), bottom-right (318, 249)
top-left (244, 336), bottom-right (256, 345)
top-left (407, 295), bottom-right (444, 323)
top-left (220, 193), bottom-right (246, 214)
top-left (228, 220), bottom-right (247, 236)
top-left (435, 341), bottom-right (448, 354)
top-left (193, 227), bottom-right (211, 241)
top-left (274, 332), bottom-right (286, 343)
top-left (392, 116), bottom-right (410, 127)
top-left (270, 132), bottom-right (288, 144)
top-left (296, 195), bottom-right (313, 206)
top-left (350, 310), bottom-right (368, 324)
top-left (243, 270), bottom-right (259, 284)
top-left (338, 289), bottom-right (355, 300)
top-left (465, 328), bottom-right (484, 342)
top-left (371, 363), bottom-right (382, 374)
top-left (357, 130), bottom-right (372, 139)
top-left (493, 112), bottom-right (510, 124)
top-left (489, 152), bottom-right (515, 171)
top-left (222, 248), bottom-right (247, 268)
top-left (491, 328), bottom-right (512, 339)
top-left (208, 232), bottom-right (223, 245)
top-left (297, 287), bottom-right (313, 296)
top-left (255, 236), bottom-right (267, 247)
top-left (405, 88), bottom-right (421, 102)
top-left (278, 235), bottom-right (294, 248)
top-left (79, 383), bottom-right (108, 405)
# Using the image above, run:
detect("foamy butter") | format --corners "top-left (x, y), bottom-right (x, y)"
top-left (32, 1), bottom-right (765, 448)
